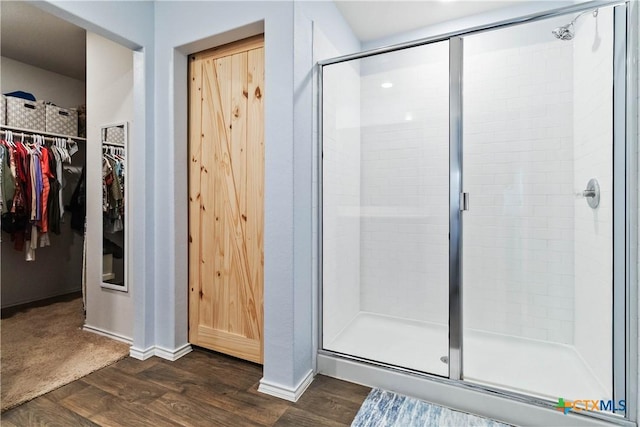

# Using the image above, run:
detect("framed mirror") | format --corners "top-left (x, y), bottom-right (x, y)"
top-left (100, 122), bottom-right (128, 292)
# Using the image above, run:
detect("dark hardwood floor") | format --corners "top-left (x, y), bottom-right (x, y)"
top-left (1, 348), bottom-right (370, 426)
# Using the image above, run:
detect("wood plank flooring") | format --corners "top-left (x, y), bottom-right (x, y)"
top-left (1, 348), bottom-right (370, 426)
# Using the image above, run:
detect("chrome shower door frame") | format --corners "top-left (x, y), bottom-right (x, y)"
top-left (317, 0), bottom-right (637, 424)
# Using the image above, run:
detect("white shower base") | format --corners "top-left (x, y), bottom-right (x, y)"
top-left (326, 312), bottom-right (609, 401)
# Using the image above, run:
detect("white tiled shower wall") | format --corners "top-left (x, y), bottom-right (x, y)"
top-left (463, 19), bottom-right (576, 344)
top-left (359, 43), bottom-right (450, 324)
top-left (321, 42), bottom-right (362, 345)
top-left (572, 8), bottom-right (613, 395)
top-left (321, 8), bottom-right (632, 373)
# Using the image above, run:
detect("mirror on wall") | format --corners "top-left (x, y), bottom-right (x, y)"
top-left (101, 123), bottom-right (127, 292)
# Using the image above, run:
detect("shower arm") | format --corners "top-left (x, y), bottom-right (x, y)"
top-left (568, 8), bottom-right (598, 28)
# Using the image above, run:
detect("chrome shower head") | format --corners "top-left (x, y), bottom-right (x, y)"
top-left (552, 23), bottom-right (575, 40)
top-left (552, 8), bottom-right (598, 41)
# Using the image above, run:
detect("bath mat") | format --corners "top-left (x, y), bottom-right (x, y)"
top-left (351, 388), bottom-right (511, 427)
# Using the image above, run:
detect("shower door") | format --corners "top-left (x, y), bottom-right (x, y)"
top-left (321, 41), bottom-right (451, 376)
top-left (320, 2), bottom-right (632, 422)
top-left (461, 5), bottom-right (620, 406)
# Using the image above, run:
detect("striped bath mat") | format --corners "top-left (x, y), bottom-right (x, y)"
top-left (351, 389), bottom-right (511, 427)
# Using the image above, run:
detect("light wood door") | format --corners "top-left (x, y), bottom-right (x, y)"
top-left (188, 36), bottom-right (264, 364)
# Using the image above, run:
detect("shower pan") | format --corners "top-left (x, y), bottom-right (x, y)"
top-left (318, 1), bottom-right (637, 425)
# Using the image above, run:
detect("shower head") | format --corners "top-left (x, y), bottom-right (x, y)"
top-left (552, 23), bottom-right (575, 40)
top-left (552, 8), bottom-right (598, 41)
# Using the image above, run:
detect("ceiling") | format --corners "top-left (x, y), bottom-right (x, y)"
top-left (0, 0), bottom-right (538, 81)
top-left (1, 1), bottom-right (86, 81)
top-left (334, 0), bottom-right (526, 42)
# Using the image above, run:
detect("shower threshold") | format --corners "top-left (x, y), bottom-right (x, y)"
top-left (325, 312), bottom-right (609, 402)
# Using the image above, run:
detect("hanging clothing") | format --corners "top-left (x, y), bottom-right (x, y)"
top-left (38, 148), bottom-right (53, 234)
top-left (50, 146), bottom-right (65, 220)
top-left (1, 143), bottom-right (16, 213)
top-left (69, 166), bottom-right (86, 233)
top-left (47, 148), bottom-right (62, 235)
top-left (102, 151), bottom-right (125, 234)
top-left (0, 133), bottom-right (79, 260)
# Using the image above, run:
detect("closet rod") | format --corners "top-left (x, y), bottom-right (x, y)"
top-left (1, 125), bottom-right (86, 142)
top-left (102, 141), bottom-right (125, 147)
top-left (0, 130), bottom-right (84, 143)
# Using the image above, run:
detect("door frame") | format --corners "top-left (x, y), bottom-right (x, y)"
top-left (316, 0), bottom-right (638, 424)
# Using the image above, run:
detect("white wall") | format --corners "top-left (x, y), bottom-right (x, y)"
top-left (155, 0), bottom-right (298, 389)
top-left (321, 42), bottom-right (361, 347)
top-left (572, 7), bottom-right (613, 397)
top-left (153, 0), bottom-right (360, 394)
top-left (39, 0), bottom-right (156, 352)
top-left (463, 17), bottom-right (575, 343)
top-left (359, 43), bottom-right (449, 324)
top-left (38, 0), bottom-right (361, 388)
top-left (85, 31), bottom-right (134, 340)
top-left (1, 57), bottom-right (86, 308)
top-left (1, 56), bottom-right (85, 108)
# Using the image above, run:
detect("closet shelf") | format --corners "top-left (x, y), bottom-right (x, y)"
top-left (1, 125), bottom-right (86, 141)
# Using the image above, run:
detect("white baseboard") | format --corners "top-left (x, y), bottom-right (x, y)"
top-left (154, 343), bottom-right (193, 361)
top-left (83, 324), bottom-right (132, 345)
top-left (258, 369), bottom-right (314, 402)
top-left (129, 343), bottom-right (193, 361)
top-left (129, 346), bottom-right (156, 360)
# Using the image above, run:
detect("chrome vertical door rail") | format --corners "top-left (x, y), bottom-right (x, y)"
top-left (317, 63), bottom-right (325, 360)
top-left (449, 36), bottom-right (463, 381)
top-left (624, 0), bottom-right (639, 422)
top-left (613, 3), bottom-right (628, 416)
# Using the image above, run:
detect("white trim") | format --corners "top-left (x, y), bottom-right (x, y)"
top-left (129, 343), bottom-right (193, 361)
top-left (83, 324), bottom-right (133, 345)
top-left (258, 370), bottom-right (314, 402)
top-left (318, 354), bottom-right (631, 427)
top-left (154, 343), bottom-right (193, 361)
top-left (129, 346), bottom-right (155, 360)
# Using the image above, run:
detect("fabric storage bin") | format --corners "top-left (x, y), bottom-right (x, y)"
top-left (6, 97), bottom-right (45, 131)
top-left (46, 104), bottom-right (78, 136)
top-left (0, 95), bottom-right (5, 126)
top-left (104, 126), bottom-right (125, 145)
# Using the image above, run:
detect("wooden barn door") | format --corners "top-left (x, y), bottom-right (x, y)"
top-left (188, 35), bottom-right (264, 364)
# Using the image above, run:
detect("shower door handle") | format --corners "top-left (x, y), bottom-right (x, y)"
top-left (460, 193), bottom-right (469, 211)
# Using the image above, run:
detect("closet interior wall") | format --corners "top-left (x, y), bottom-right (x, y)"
top-left (1, 56), bottom-right (86, 308)
top-left (84, 32), bottom-right (134, 341)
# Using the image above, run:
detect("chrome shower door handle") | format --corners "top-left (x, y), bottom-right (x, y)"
top-left (459, 193), bottom-right (469, 211)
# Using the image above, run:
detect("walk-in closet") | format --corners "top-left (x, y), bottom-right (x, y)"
top-left (0, 1), bottom-right (133, 411)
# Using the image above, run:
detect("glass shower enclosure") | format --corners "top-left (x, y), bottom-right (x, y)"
top-left (321, 41), bottom-right (450, 377)
top-left (320, 2), bottom-right (634, 422)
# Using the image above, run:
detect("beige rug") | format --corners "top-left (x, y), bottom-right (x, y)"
top-left (1, 296), bottom-right (130, 412)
